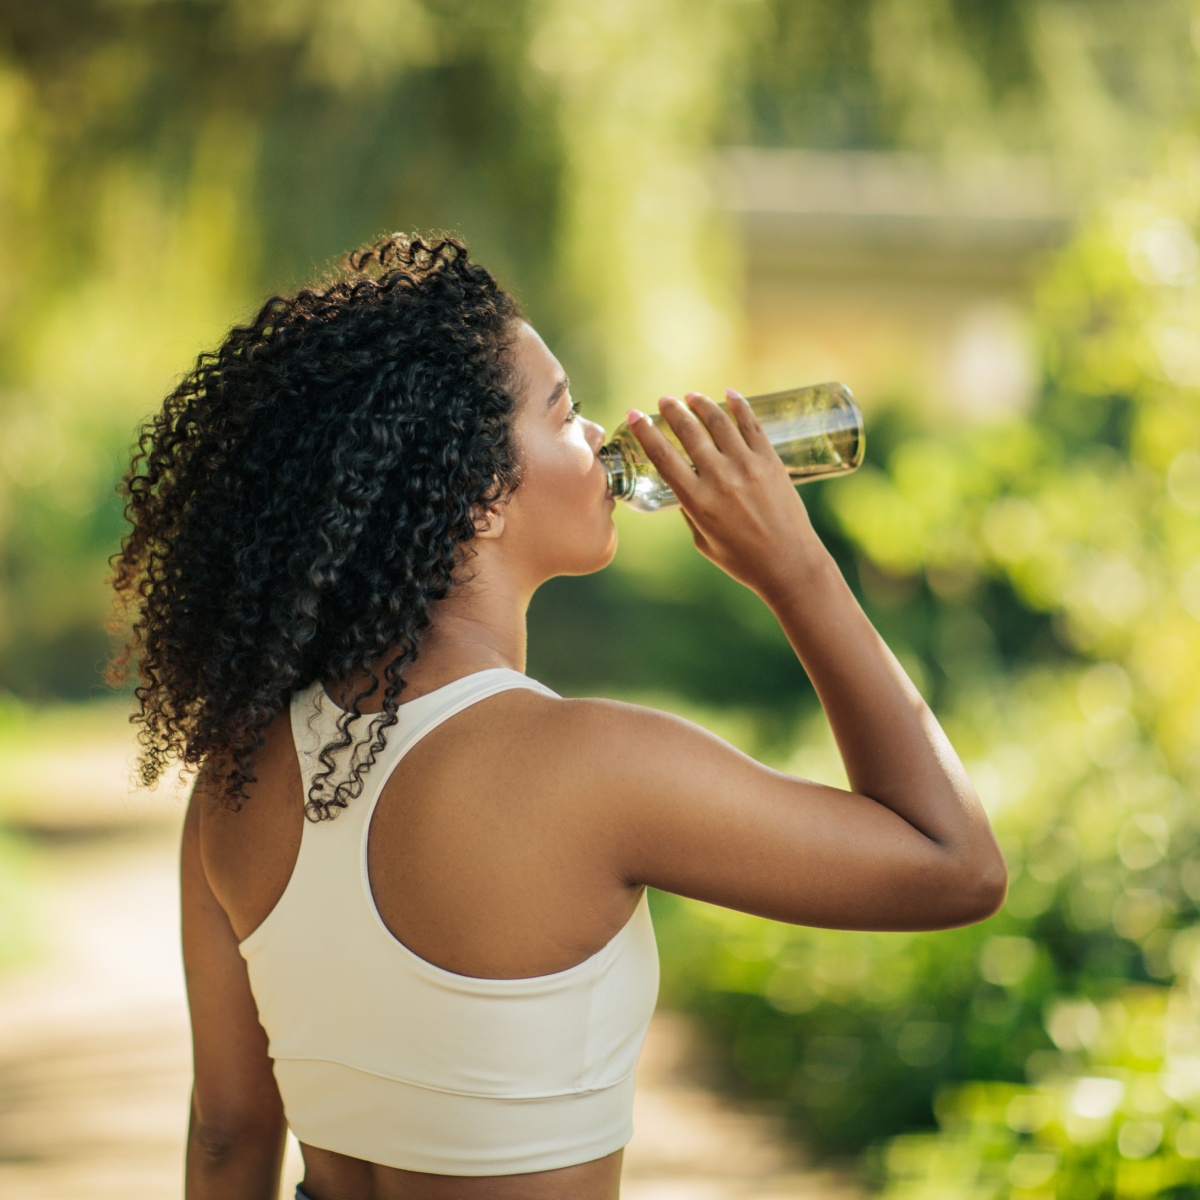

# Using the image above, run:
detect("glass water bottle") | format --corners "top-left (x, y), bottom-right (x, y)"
top-left (600, 381), bottom-right (864, 512)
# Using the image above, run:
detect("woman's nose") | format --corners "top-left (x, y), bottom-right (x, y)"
top-left (586, 418), bottom-right (607, 452)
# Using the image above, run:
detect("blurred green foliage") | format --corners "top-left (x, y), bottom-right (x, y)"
top-left (653, 149), bottom-right (1200, 1190)
top-left (876, 983), bottom-right (1200, 1198)
top-left (1, 0), bottom-right (1196, 702)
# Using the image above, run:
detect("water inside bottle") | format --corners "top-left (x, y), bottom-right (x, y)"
top-left (603, 382), bottom-right (862, 512)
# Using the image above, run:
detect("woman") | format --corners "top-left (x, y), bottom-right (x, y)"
top-left (107, 233), bottom-right (1006, 1200)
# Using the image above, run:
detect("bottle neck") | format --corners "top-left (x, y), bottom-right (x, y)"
top-left (600, 442), bottom-right (634, 500)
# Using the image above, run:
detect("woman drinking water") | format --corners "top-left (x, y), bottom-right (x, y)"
top-left (106, 233), bottom-right (1006, 1200)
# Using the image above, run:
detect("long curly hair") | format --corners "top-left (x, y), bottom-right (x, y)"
top-left (105, 233), bottom-right (525, 820)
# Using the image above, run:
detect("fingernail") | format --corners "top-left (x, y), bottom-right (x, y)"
top-left (726, 388), bottom-right (745, 400)
top-left (627, 408), bottom-right (647, 425)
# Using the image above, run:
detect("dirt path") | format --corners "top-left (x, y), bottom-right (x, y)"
top-left (0, 816), bottom-right (862, 1199)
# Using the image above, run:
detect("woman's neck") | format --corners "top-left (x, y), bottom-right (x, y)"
top-left (327, 566), bottom-right (533, 711)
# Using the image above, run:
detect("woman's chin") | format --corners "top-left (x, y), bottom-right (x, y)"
top-left (599, 526), bottom-right (619, 568)
top-left (575, 529), bottom-right (619, 576)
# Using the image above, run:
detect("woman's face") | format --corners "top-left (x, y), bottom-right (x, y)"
top-left (496, 320), bottom-right (617, 581)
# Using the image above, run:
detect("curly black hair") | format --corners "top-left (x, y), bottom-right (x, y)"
top-left (105, 233), bottom-right (525, 820)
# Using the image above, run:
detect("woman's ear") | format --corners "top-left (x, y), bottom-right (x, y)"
top-left (471, 501), bottom-right (507, 540)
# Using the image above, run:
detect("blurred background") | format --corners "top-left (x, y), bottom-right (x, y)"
top-left (2, 0), bottom-right (1200, 1196)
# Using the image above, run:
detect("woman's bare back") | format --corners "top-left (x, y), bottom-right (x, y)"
top-left (197, 679), bottom-right (643, 1200)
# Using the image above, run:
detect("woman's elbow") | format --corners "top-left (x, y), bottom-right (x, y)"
top-left (188, 1092), bottom-right (285, 1169)
top-left (904, 845), bottom-right (1008, 930)
top-left (951, 848), bottom-right (1009, 926)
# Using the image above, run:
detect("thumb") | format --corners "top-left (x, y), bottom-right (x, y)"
top-left (680, 508), bottom-right (712, 555)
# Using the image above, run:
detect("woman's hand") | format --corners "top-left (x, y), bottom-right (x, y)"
top-left (606, 387), bottom-right (1007, 930)
top-left (627, 389), bottom-right (822, 597)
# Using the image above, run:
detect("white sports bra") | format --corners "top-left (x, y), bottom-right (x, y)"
top-left (238, 668), bottom-right (660, 1176)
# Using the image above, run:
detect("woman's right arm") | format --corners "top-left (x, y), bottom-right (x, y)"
top-left (181, 779), bottom-right (287, 1199)
top-left (577, 390), bottom-right (1006, 931)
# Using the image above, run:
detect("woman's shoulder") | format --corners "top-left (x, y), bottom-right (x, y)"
top-left (509, 688), bottom-right (749, 780)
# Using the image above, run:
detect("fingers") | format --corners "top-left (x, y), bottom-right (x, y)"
top-left (626, 402), bottom-right (700, 506)
top-left (682, 392), bottom-right (751, 458)
top-left (658, 395), bottom-right (724, 470)
top-left (724, 388), bottom-right (772, 454)
top-left (660, 389), bottom-right (769, 463)
top-left (627, 386), bottom-right (770, 509)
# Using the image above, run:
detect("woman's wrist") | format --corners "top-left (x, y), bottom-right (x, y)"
top-left (751, 534), bottom-right (841, 610)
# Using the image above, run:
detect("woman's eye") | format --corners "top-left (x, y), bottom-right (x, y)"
top-left (565, 399), bottom-right (582, 423)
